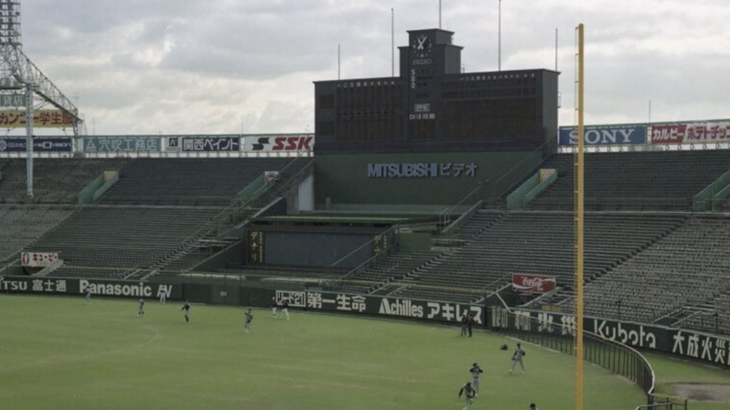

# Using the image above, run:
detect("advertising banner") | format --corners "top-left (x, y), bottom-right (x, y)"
top-left (83, 136), bottom-right (160, 153)
top-left (650, 122), bottom-right (730, 144)
top-left (166, 136), bottom-right (240, 152)
top-left (21, 252), bottom-right (60, 268)
top-left (245, 135), bottom-right (315, 152)
top-left (0, 110), bottom-right (74, 128)
top-left (367, 162), bottom-right (478, 178)
top-left (0, 93), bottom-right (25, 107)
top-left (490, 308), bottom-right (730, 369)
top-left (0, 276), bottom-right (181, 300)
top-left (275, 290), bottom-right (484, 325)
top-left (512, 274), bottom-right (556, 294)
top-left (558, 125), bottom-right (647, 146)
top-left (0, 137), bottom-right (73, 153)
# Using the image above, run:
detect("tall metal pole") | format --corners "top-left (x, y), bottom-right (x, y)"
top-left (498, 0), bottom-right (502, 71)
top-left (338, 44), bottom-right (341, 80)
top-left (648, 100), bottom-right (652, 124)
top-left (391, 8), bottom-right (395, 77)
top-left (24, 81), bottom-right (34, 198)
top-left (555, 28), bottom-right (559, 71)
top-left (575, 22), bottom-right (585, 410)
top-left (439, 0), bottom-right (442, 29)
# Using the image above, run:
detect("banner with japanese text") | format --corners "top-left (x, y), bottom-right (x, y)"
top-left (0, 276), bottom-right (181, 300)
top-left (0, 110), bottom-right (74, 128)
top-left (83, 136), bottom-right (161, 153)
top-left (167, 136), bottom-right (240, 152)
top-left (650, 121), bottom-right (730, 144)
top-left (490, 308), bottom-right (730, 369)
top-left (275, 290), bottom-right (484, 325)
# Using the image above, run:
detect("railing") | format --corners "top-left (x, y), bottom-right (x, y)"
top-left (326, 226), bottom-right (399, 288)
top-left (528, 196), bottom-right (693, 211)
top-left (491, 307), bottom-right (656, 405)
top-left (488, 140), bottom-right (552, 203)
top-left (437, 181), bottom-right (488, 228)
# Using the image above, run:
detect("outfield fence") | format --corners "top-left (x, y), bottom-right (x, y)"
top-left (489, 307), bottom-right (656, 405)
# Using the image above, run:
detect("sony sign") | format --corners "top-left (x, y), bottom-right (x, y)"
top-left (558, 125), bottom-right (647, 146)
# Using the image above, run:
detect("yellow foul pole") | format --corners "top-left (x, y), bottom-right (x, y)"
top-left (575, 23), bottom-right (585, 410)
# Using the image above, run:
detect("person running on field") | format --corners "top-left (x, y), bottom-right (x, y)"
top-left (458, 381), bottom-right (476, 410)
top-left (138, 297), bottom-right (145, 317)
top-left (181, 300), bottom-right (191, 324)
top-left (244, 308), bottom-right (253, 333)
top-left (469, 362), bottom-right (483, 396)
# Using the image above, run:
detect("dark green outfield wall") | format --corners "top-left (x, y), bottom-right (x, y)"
top-left (314, 151), bottom-right (543, 205)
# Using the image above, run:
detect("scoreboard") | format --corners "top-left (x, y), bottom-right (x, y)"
top-left (314, 28), bottom-right (559, 154)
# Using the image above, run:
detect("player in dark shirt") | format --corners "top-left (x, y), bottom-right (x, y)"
top-left (138, 298), bottom-right (145, 317)
top-left (244, 308), bottom-right (253, 333)
top-left (270, 297), bottom-right (278, 318)
top-left (458, 381), bottom-right (476, 410)
top-left (181, 300), bottom-right (191, 323)
top-left (460, 312), bottom-right (468, 336)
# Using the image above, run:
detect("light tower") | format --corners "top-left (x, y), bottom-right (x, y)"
top-left (0, 0), bottom-right (83, 197)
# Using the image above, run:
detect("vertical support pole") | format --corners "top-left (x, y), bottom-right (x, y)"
top-left (391, 8), bottom-right (395, 77)
top-left (575, 22), bottom-right (585, 410)
top-left (498, 0), bottom-right (502, 71)
top-left (25, 81), bottom-right (34, 198)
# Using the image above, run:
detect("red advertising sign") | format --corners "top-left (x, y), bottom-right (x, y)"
top-left (512, 274), bottom-right (556, 294)
top-left (246, 135), bottom-right (315, 152)
top-left (21, 252), bottom-right (59, 268)
top-left (650, 122), bottom-right (730, 144)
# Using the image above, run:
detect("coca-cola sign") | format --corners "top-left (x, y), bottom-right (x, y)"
top-left (512, 274), bottom-right (556, 294)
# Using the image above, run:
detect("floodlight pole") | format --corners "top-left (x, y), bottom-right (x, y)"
top-left (24, 80), bottom-right (34, 197)
top-left (575, 22), bottom-right (585, 410)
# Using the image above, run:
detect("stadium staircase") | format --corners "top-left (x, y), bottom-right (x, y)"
top-left (387, 211), bottom-right (686, 304)
top-left (0, 205), bottom-right (76, 264)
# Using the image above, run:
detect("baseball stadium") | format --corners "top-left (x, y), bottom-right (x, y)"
top-left (1, 1), bottom-right (729, 410)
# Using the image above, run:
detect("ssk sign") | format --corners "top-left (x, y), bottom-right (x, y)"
top-left (512, 274), bottom-right (556, 294)
top-left (246, 135), bottom-right (314, 152)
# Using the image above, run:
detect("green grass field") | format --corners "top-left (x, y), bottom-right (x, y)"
top-left (0, 294), bottom-right (699, 410)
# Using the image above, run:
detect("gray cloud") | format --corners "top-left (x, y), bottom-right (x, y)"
top-left (10, 0), bottom-right (730, 135)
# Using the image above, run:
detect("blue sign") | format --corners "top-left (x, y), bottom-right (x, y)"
top-left (559, 125), bottom-right (647, 146)
top-left (0, 137), bottom-right (73, 152)
top-left (166, 136), bottom-right (240, 152)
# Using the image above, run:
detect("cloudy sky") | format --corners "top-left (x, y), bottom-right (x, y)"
top-left (15, 0), bottom-right (730, 136)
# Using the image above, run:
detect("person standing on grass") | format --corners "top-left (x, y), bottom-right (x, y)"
top-left (138, 297), bottom-right (145, 317)
top-left (270, 297), bottom-right (278, 318)
top-left (85, 288), bottom-right (91, 305)
top-left (244, 308), bottom-right (253, 333)
top-left (466, 313), bottom-right (475, 337)
top-left (460, 311), bottom-right (469, 336)
top-left (181, 300), bottom-right (191, 324)
top-left (469, 363), bottom-right (483, 396)
top-left (510, 343), bottom-right (526, 373)
top-left (458, 381), bottom-right (476, 410)
top-left (281, 298), bottom-right (290, 320)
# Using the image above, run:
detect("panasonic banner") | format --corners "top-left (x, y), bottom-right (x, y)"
top-left (558, 125), bottom-right (647, 146)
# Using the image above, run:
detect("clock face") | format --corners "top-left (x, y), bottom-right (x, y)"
top-left (411, 34), bottom-right (432, 58)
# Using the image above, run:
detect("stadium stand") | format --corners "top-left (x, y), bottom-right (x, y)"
top-left (0, 158), bottom-right (128, 204)
top-left (386, 211), bottom-right (686, 303)
top-left (331, 250), bottom-right (444, 294)
top-left (97, 158), bottom-right (298, 206)
top-left (0, 205), bottom-right (75, 263)
top-left (529, 151), bottom-right (730, 211)
top-left (27, 206), bottom-right (223, 278)
top-left (578, 214), bottom-right (730, 326)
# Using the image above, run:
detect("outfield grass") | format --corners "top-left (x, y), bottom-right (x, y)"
top-left (1, 295), bottom-right (647, 410)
